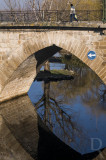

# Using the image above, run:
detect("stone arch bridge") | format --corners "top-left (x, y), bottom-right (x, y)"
top-left (0, 26), bottom-right (106, 101)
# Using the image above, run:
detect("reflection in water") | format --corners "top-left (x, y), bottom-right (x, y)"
top-left (0, 95), bottom-right (95, 160)
top-left (28, 53), bottom-right (106, 155)
top-left (0, 95), bottom-right (105, 160)
top-left (0, 52), bottom-right (106, 160)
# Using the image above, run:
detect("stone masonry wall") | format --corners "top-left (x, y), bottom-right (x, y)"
top-left (0, 95), bottom-right (39, 160)
top-left (0, 29), bottom-right (105, 64)
top-left (0, 29), bottom-right (106, 96)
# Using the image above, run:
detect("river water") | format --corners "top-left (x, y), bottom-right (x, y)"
top-left (28, 52), bottom-right (106, 155)
top-left (0, 52), bottom-right (106, 160)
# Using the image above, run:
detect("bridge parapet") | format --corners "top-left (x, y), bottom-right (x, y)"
top-left (0, 21), bottom-right (106, 29)
top-left (0, 10), bottom-right (103, 23)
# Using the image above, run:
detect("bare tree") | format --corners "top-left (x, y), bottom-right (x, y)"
top-left (23, 0), bottom-right (44, 22)
top-left (4, 0), bottom-right (22, 11)
top-left (42, 0), bottom-right (82, 10)
top-left (34, 77), bottom-right (89, 152)
top-left (24, 0), bottom-right (43, 11)
top-left (3, 0), bottom-right (44, 22)
top-left (3, 0), bottom-right (19, 22)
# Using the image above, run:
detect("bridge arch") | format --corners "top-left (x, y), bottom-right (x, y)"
top-left (0, 31), bottom-right (105, 93)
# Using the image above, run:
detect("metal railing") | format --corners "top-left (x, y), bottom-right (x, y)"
top-left (0, 10), bottom-right (103, 23)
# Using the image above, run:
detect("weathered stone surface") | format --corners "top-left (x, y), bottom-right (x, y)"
top-left (0, 95), bottom-right (39, 160)
top-left (0, 21), bottom-right (106, 28)
top-left (0, 29), bottom-right (106, 95)
top-left (0, 55), bottom-right (37, 103)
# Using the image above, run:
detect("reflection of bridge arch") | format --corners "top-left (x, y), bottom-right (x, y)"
top-left (0, 31), bottom-right (105, 93)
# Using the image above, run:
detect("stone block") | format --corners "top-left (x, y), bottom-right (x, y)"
top-left (76, 45), bottom-right (85, 57)
top-left (19, 34), bottom-right (28, 40)
top-left (99, 67), bottom-right (106, 76)
top-left (103, 57), bottom-right (106, 61)
top-left (80, 48), bottom-right (89, 61)
top-left (93, 42), bottom-right (99, 46)
top-left (99, 46), bottom-right (106, 49)
top-left (90, 58), bottom-right (103, 71)
top-left (102, 61), bottom-right (106, 66)
top-left (0, 84), bottom-right (3, 94)
top-left (102, 50), bottom-right (106, 55)
top-left (0, 55), bottom-right (2, 60)
top-left (99, 42), bottom-right (106, 46)
top-left (0, 43), bottom-right (9, 48)
top-left (23, 42), bottom-right (32, 56)
top-left (95, 64), bottom-right (104, 75)
top-left (9, 32), bottom-right (19, 40)
top-left (103, 37), bottom-right (106, 41)
top-left (100, 70), bottom-right (106, 80)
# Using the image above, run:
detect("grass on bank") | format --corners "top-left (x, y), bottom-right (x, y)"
top-left (50, 69), bottom-right (75, 76)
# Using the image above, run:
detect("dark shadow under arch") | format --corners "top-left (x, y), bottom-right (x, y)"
top-left (34, 45), bottom-right (61, 67)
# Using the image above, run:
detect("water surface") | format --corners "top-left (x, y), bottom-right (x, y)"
top-left (28, 53), bottom-right (106, 155)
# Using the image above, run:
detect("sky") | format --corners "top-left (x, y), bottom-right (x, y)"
top-left (0, 0), bottom-right (6, 10)
top-left (0, 0), bottom-right (43, 10)
top-left (0, 0), bottom-right (26, 10)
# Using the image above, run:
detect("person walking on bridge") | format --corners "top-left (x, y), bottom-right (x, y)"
top-left (70, 4), bottom-right (78, 22)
